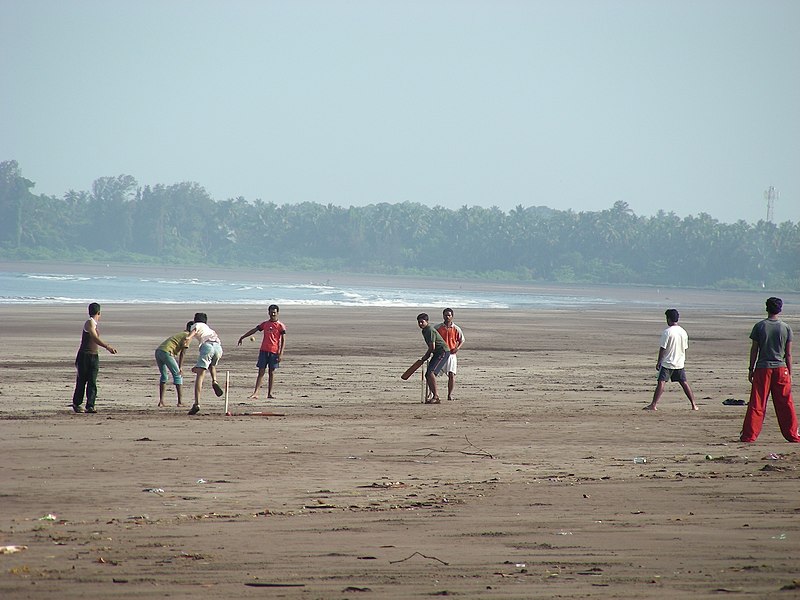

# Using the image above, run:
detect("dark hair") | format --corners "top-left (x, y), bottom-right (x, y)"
top-left (186, 321), bottom-right (194, 331)
top-left (665, 308), bottom-right (679, 323)
top-left (766, 297), bottom-right (783, 315)
top-left (268, 304), bottom-right (279, 312)
top-left (193, 312), bottom-right (208, 324)
top-left (417, 313), bottom-right (429, 322)
top-left (443, 307), bottom-right (454, 317)
top-left (88, 302), bottom-right (101, 317)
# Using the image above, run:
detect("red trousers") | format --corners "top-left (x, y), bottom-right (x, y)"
top-left (740, 367), bottom-right (800, 443)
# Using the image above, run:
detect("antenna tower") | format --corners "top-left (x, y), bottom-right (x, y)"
top-left (764, 186), bottom-right (777, 222)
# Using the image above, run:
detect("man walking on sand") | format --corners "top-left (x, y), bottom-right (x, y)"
top-left (644, 308), bottom-right (698, 411)
top-left (237, 304), bottom-right (286, 400)
top-left (436, 308), bottom-right (465, 401)
top-left (72, 302), bottom-right (117, 413)
top-left (187, 312), bottom-right (224, 416)
top-left (417, 313), bottom-right (449, 404)
top-left (740, 297), bottom-right (800, 443)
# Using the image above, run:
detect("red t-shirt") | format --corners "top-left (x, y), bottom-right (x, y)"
top-left (257, 320), bottom-right (286, 353)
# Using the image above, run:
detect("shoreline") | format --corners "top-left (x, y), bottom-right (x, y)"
top-left (2, 259), bottom-right (798, 311)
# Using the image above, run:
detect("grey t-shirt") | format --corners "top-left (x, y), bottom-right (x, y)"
top-left (750, 318), bottom-right (792, 368)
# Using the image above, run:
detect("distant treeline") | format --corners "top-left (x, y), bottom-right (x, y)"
top-left (1, 160), bottom-right (798, 290)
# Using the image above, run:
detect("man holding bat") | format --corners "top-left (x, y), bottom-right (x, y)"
top-left (416, 313), bottom-right (449, 404)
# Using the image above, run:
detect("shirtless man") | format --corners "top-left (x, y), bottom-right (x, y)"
top-left (72, 302), bottom-right (117, 413)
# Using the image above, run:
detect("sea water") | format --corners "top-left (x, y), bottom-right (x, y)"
top-left (0, 268), bottom-right (619, 309)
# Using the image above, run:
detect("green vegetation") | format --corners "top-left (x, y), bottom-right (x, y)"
top-left (2, 160), bottom-right (798, 290)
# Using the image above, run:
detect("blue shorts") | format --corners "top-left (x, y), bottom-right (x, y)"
top-left (257, 351), bottom-right (280, 370)
top-left (658, 367), bottom-right (687, 383)
top-left (426, 350), bottom-right (449, 377)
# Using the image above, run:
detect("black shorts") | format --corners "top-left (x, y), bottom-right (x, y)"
top-left (658, 367), bottom-right (687, 383)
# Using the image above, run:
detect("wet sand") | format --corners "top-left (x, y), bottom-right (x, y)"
top-left (1, 296), bottom-right (799, 599)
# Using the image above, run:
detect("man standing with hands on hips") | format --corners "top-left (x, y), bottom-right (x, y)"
top-left (741, 297), bottom-right (800, 443)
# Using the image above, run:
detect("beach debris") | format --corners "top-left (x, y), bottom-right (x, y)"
top-left (359, 481), bottom-right (407, 489)
top-left (0, 545), bottom-right (28, 554)
top-left (244, 582), bottom-right (305, 587)
top-left (765, 453), bottom-right (783, 460)
top-left (196, 478), bottom-right (207, 484)
top-left (342, 586), bottom-right (372, 593)
top-left (38, 513), bottom-right (57, 521)
top-left (142, 488), bottom-right (165, 494)
top-left (415, 435), bottom-right (494, 460)
top-left (633, 457), bottom-right (647, 464)
top-left (781, 580), bottom-right (800, 590)
top-left (722, 398), bottom-right (746, 406)
top-left (771, 533), bottom-right (787, 540)
top-left (761, 464), bottom-right (786, 472)
top-left (303, 498), bottom-right (338, 509)
top-left (389, 551), bottom-right (449, 565)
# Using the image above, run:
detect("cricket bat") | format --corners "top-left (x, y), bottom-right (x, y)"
top-left (401, 358), bottom-right (425, 380)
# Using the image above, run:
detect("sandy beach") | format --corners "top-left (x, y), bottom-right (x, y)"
top-left (1, 294), bottom-right (799, 599)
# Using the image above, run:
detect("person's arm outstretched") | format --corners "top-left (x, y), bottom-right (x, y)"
top-left (237, 326), bottom-right (259, 346)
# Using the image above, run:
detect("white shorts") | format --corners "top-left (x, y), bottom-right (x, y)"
top-left (443, 353), bottom-right (457, 375)
top-left (196, 341), bottom-right (222, 370)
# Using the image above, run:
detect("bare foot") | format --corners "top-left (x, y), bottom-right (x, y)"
top-left (690, 405), bottom-right (699, 411)
top-left (176, 402), bottom-right (184, 407)
top-left (642, 404), bottom-right (657, 411)
top-left (267, 394), bottom-right (275, 399)
top-left (157, 402), bottom-right (165, 408)
top-left (248, 393), bottom-right (259, 400)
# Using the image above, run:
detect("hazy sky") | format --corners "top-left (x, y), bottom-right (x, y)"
top-left (2, 0), bottom-right (798, 223)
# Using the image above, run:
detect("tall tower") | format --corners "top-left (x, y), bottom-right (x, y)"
top-left (764, 186), bottom-right (777, 222)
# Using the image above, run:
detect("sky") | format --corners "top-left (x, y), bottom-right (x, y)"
top-left (2, 0), bottom-right (798, 224)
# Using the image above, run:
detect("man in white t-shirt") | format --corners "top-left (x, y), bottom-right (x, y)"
top-left (643, 308), bottom-right (698, 411)
top-left (187, 312), bottom-right (224, 415)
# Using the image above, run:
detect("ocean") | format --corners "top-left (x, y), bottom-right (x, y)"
top-left (0, 265), bottom-right (621, 309)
